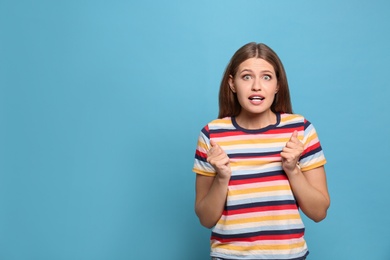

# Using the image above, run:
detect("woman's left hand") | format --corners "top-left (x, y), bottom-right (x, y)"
top-left (280, 130), bottom-right (304, 174)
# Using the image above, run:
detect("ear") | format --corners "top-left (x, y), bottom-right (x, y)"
top-left (228, 75), bottom-right (236, 93)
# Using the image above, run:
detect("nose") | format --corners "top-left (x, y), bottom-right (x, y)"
top-left (252, 78), bottom-right (262, 91)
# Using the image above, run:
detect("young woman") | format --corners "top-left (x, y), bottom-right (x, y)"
top-left (193, 42), bottom-right (330, 260)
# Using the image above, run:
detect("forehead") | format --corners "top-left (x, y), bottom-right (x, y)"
top-left (238, 58), bottom-right (275, 72)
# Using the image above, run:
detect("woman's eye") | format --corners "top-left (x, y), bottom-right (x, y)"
top-left (243, 75), bottom-right (252, 80)
top-left (263, 75), bottom-right (271, 80)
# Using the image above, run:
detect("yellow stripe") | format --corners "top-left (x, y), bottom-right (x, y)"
top-left (193, 168), bottom-right (215, 177)
top-left (220, 214), bottom-right (301, 225)
top-left (304, 132), bottom-right (318, 145)
top-left (229, 185), bottom-right (290, 195)
top-left (230, 160), bottom-right (276, 167)
top-left (301, 159), bottom-right (326, 172)
top-left (212, 118), bottom-right (232, 124)
top-left (198, 141), bottom-right (209, 150)
top-left (280, 114), bottom-right (301, 123)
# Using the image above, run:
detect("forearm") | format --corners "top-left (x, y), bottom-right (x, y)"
top-left (195, 176), bottom-right (229, 228)
top-left (286, 167), bottom-right (330, 222)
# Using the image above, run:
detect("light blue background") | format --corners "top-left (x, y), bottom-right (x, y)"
top-left (1, 0), bottom-right (389, 259)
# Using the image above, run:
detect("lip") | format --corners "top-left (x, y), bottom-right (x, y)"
top-left (248, 96), bottom-right (265, 105)
top-left (248, 95), bottom-right (265, 105)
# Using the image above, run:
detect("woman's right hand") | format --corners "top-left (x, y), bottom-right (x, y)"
top-left (207, 139), bottom-right (231, 180)
top-left (196, 140), bottom-right (231, 228)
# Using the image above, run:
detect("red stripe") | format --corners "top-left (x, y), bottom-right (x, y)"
top-left (223, 204), bottom-right (298, 216)
top-left (195, 150), bottom-right (207, 159)
top-left (264, 127), bottom-right (302, 134)
top-left (211, 127), bottom-right (303, 138)
top-left (229, 175), bottom-right (287, 185)
top-left (303, 142), bottom-right (321, 155)
top-left (211, 131), bottom-right (246, 138)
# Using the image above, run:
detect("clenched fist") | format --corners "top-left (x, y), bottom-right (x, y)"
top-left (280, 130), bottom-right (304, 174)
top-left (207, 139), bottom-right (231, 180)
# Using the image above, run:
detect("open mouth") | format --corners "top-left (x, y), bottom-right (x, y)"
top-left (249, 96), bottom-right (265, 101)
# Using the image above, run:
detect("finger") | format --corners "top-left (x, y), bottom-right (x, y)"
top-left (208, 139), bottom-right (216, 154)
top-left (207, 152), bottom-right (230, 167)
top-left (284, 141), bottom-right (295, 149)
top-left (210, 139), bottom-right (216, 147)
top-left (209, 139), bottom-right (219, 152)
top-left (214, 155), bottom-right (230, 166)
top-left (289, 130), bottom-right (298, 142)
top-left (282, 146), bottom-right (293, 153)
top-left (208, 140), bottom-right (226, 158)
top-left (285, 142), bottom-right (303, 151)
top-left (282, 145), bottom-right (302, 156)
top-left (280, 150), bottom-right (296, 160)
top-left (280, 153), bottom-right (293, 164)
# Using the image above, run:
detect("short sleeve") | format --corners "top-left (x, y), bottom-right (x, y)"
top-left (192, 125), bottom-right (216, 176)
top-left (299, 120), bottom-right (327, 171)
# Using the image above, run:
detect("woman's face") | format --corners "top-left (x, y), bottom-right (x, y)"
top-left (229, 58), bottom-right (278, 118)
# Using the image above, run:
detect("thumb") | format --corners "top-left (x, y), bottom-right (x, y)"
top-left (291, 130), bottom-right (298, 140)
top-left (210, 139), bottom-right (217, 147)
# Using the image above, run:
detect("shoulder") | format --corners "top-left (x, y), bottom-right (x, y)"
top-left (278, 113), bottom-right (318, 133)
top-left (279, 113), bottom-right (306, 125)
top-left (197, 117), bottom-right (234, 138)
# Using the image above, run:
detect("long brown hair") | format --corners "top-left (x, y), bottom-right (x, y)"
top-left (218, 42), bottom-right (293, 118)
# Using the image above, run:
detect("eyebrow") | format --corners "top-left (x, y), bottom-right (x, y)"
top-left (239, 69), bottom-right (275, 74)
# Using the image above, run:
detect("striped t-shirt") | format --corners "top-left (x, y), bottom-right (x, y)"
top-left (193, 113), bottom-right (326, 260)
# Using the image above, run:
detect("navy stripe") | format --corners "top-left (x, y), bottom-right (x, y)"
top-left (277, 122), bottom-right (304, 129)
top-left (230, 170), bottom-right (285, 181)
top-left (201, 126), bottom-right (209, 138)
top-left (212, 228), bottom-right (305, 239)
top-left (210, 128), bottom-right (240, 134)
top-left (304, 120), bottom-right (311, 130)
top-left (301, 146), bottom-right (323, 160)
top-left (195, 153), bottom-right (207, 162)
top-left (229, 150), bottom-right (281, 158)
top-left (226, 200), bottom-right (296, 211)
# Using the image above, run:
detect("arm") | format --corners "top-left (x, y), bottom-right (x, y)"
top-left (195, 174), bottom-right (229, 228)
top-left (284, 165), bottom-right (330, 222)
top-left (281, 131), bottom-right (330, 222)
top-left (195, 140), bottom-right (231, 228)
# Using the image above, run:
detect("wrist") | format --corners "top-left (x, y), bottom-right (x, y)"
top-left (285, 164), bottom-right (302, 177)
top-left (215, 171), bottom-right (231, 183)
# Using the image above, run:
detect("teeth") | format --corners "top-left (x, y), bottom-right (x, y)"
top-left (250, 96), bottom-right (263, 100)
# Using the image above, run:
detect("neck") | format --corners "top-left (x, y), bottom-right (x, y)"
top-left (235, 110), bottom-right (277, 130)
